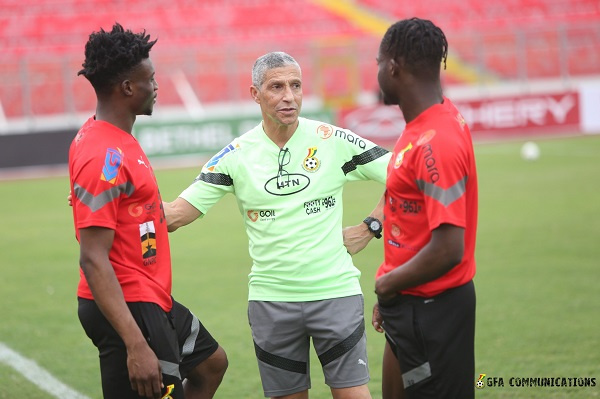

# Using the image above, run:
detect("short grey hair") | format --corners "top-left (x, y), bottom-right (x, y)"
top-left (252, 51), bottom-right (301, 88)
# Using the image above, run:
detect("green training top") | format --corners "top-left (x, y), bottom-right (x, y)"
top-left (180, 117), bottom-right (391, 302)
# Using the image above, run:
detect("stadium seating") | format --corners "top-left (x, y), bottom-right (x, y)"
top-left (0, 0), bottom-right (598, 119)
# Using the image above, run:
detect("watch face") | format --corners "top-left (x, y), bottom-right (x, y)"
top-left (370, 221), bottom-right (380, 230)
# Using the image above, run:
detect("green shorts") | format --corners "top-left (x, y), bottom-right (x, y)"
top-left (248, 295), bottom-right (369, 397)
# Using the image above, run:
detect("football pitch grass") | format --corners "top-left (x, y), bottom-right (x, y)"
top-left (0, 134), bottom-right (598, 398)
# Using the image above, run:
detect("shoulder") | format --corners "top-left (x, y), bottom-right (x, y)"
top-left (299, 117), bottom-right (372, 151)
top-left (202, 125), bottom-right (263, 173)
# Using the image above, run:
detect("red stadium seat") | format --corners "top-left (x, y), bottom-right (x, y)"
top-left (0, 0), bottom-right (598, 118)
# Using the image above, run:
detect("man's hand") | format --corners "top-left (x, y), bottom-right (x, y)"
top-left (372, 302), bottom-right (384, 333)
top-left (127, 341), bottom-right (164, 398)
top-left (342, 223), bottom-right (373, 255)
top-left (375, 273), bottom-right (398, 302)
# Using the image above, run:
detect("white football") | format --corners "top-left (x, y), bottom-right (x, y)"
top-left (521, 141), bottom-right (540, 161)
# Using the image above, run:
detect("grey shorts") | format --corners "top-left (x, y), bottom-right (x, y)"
top-left (248, 295), bottom-right (370, 397)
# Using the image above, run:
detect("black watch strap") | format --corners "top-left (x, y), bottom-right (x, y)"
top-left (363, 216), bottom-right (382, 239)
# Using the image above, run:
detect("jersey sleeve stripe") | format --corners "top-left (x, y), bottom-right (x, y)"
top-left (196, 172), bottom-right (234, 186)
top-left (416, 176), bottom-right (468, 207)
top-left (73, 182), bottom-right (135, 212)
top-left (341, 146), bottom-right (390, 175)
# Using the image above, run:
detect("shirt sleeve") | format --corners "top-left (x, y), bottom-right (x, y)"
top-left (178, 142), bottom-right (237, 215)
top-left (72, 147), bottom-right (128, 230)
top-left (338, 130), bottom-right (391, 184)
top-left (413, 129), bottom-right (469, 231)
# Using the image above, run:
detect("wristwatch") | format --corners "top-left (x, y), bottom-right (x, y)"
top-left (363, 217), bottom-right (382, 239)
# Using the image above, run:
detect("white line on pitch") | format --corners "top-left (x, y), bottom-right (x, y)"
top-left (0, 342), bottom-right (91, 399)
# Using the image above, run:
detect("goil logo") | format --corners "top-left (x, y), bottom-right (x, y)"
top-left (247, 210), bottom-right (259, 222)
top-left (247, 210), bottom-right (276, 222)
top-left (128, 202), bottom-right (143, 217)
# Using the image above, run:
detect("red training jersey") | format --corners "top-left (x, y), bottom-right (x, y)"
top-left (377, 98), bottom-right (478, 297)
top-left (69, 117), bottom-right (173, 311)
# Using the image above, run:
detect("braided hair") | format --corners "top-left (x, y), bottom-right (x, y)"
top-left (380, 18), bottom-right (448, 76)
top-left (78, 23), bottom-right (157, 94)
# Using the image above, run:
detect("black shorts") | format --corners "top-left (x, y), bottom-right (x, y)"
top-left (78, 297), bottom-right (219, 399)
top-left (378, 280), bottom-right (476, 399)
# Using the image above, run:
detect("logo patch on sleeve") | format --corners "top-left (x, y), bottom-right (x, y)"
top-left (316, 124), bottom-right (333, 139)
top-left (416, 130), bottom-right (436, 146)
top-left (394, 142), bottom-right (413, 169)
top-left (204, 142), bottom-right (240, 172)
top-left (100, 148), bottom-right (124, 184)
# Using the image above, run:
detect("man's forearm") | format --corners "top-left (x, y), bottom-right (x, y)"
top-left (163, 197), bottom-right (202, 232)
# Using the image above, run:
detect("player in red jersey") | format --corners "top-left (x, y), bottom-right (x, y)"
top-left (69, 23), bottom-right (227, 399)
top-left (373, 18), bottom-right (479, 398)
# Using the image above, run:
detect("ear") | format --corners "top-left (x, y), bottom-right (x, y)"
top-left (250, 86), bottom-right (260, 104)
top-left (389, 58), bottom-right (400, 76)
top-left (121, 80), bottom-right (133, 96)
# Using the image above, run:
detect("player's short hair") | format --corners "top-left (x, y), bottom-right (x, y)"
top-left (380, 18), bottom-right (448, 76)
top-left (252, 52), bottom-right (301, 88)
top-left (78, 22), bottom-right (157, 94)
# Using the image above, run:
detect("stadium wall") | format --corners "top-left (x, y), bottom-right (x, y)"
top-left (1, 82), bottom-right (599, 178)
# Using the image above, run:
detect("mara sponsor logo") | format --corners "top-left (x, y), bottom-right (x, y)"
top-left (264, 174), bottom-right (310, 196)
top-left (334, 129), bottom-right (366, 149)
top-left (422, 144), bottom-right (440, 183)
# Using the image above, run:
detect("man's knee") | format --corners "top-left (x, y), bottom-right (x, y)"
top-left (187, 346), bottom-right (228, 386)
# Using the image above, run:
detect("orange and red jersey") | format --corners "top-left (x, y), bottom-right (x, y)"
top-left (377, 98), bottom-right (478, 297)
top-left (69, 117), bottom-right (172, 311)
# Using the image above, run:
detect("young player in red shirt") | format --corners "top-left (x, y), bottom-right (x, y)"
top-left (69, 23), bottom-right (227, 399)
top-left (373, 18), bottom-right (479, 399)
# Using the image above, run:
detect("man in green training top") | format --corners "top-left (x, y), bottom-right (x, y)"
top-left (165, 51), bottom-right (390, 399)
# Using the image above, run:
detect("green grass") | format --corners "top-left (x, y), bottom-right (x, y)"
top-left (0, 135), bottom-right (599, 398)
